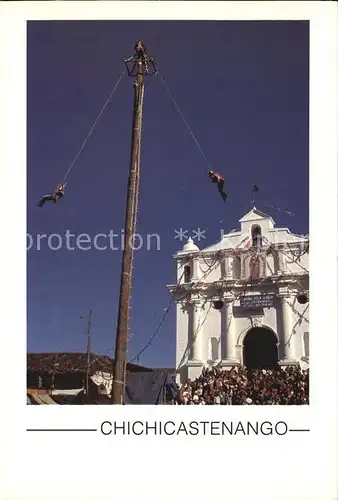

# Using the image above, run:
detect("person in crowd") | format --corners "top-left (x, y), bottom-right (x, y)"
top-left (173, 365), bottom-right (309, 405)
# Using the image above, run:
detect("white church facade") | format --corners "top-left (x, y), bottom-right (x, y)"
top-left (168, 208), bottom-right (309, 385)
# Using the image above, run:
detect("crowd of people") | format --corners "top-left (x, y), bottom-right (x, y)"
top-left (173, 365), bottom-right (309, 405)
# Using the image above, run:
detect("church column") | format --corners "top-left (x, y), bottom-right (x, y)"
top-left (277, 249), bottom-right (286, 273)
top-left (220, 256), bottom-right (226, 279)
top-left (190, 301), bottom-right (203, 361)
top-left (225, 255), bottom-right (234, 279)
top-left (280, 296), bottom-right (296, 361)
top-left (223, 298), bottom-right (237, 361)
top-left (191, 256), bottom-right (201, 281)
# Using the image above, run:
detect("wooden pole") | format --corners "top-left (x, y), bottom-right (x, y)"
top-left (112, 42), bottom-right (156, 404)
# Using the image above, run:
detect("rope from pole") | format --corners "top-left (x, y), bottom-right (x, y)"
top-left (157, 69), bottom-right (213, 173)
top-left (62, 69), bottom-right (126, 183)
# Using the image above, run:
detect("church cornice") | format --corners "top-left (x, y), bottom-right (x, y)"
top-left (173, 242), bottom-right (308, 261)
top-left (168, 273), bottom-right (308, 297)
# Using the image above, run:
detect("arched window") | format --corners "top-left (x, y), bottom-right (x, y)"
top-left (183, 265), bottom-right (191, 283)
top-left (303, 332), bottom-right (309, 358)
top-left (210, 337), bottom-right (219, 361)
top-left (251, 225), bottom-right (262, 248)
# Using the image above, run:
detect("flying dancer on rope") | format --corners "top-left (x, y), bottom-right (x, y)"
top-left (37, 183), bottom-right (66, 208)
top-left (208, 170), bottom-right (227, 202)
top-left (35, 61), bottom-right (127, 211)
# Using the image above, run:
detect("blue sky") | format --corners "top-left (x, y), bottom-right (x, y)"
top-left (27, 20), bottom-right (309, 368)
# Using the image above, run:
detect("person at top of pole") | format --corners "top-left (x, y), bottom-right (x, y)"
top-left (208, 170), bottom-right (227, 202)
top-left (134, 40), bottom-right (147, 58)
top-left (124, 41), bottom-right (156, 75)
top-left (37, 183), bottom-right (66, 208)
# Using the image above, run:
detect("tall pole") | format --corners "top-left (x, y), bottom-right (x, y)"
top-left (85, 308), bottom-right (92, 396)
top-left (112, 42), bottom-right (156, 404)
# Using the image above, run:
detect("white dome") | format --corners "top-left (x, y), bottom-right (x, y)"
top-left (182, 237), bottom-right (199, 252)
